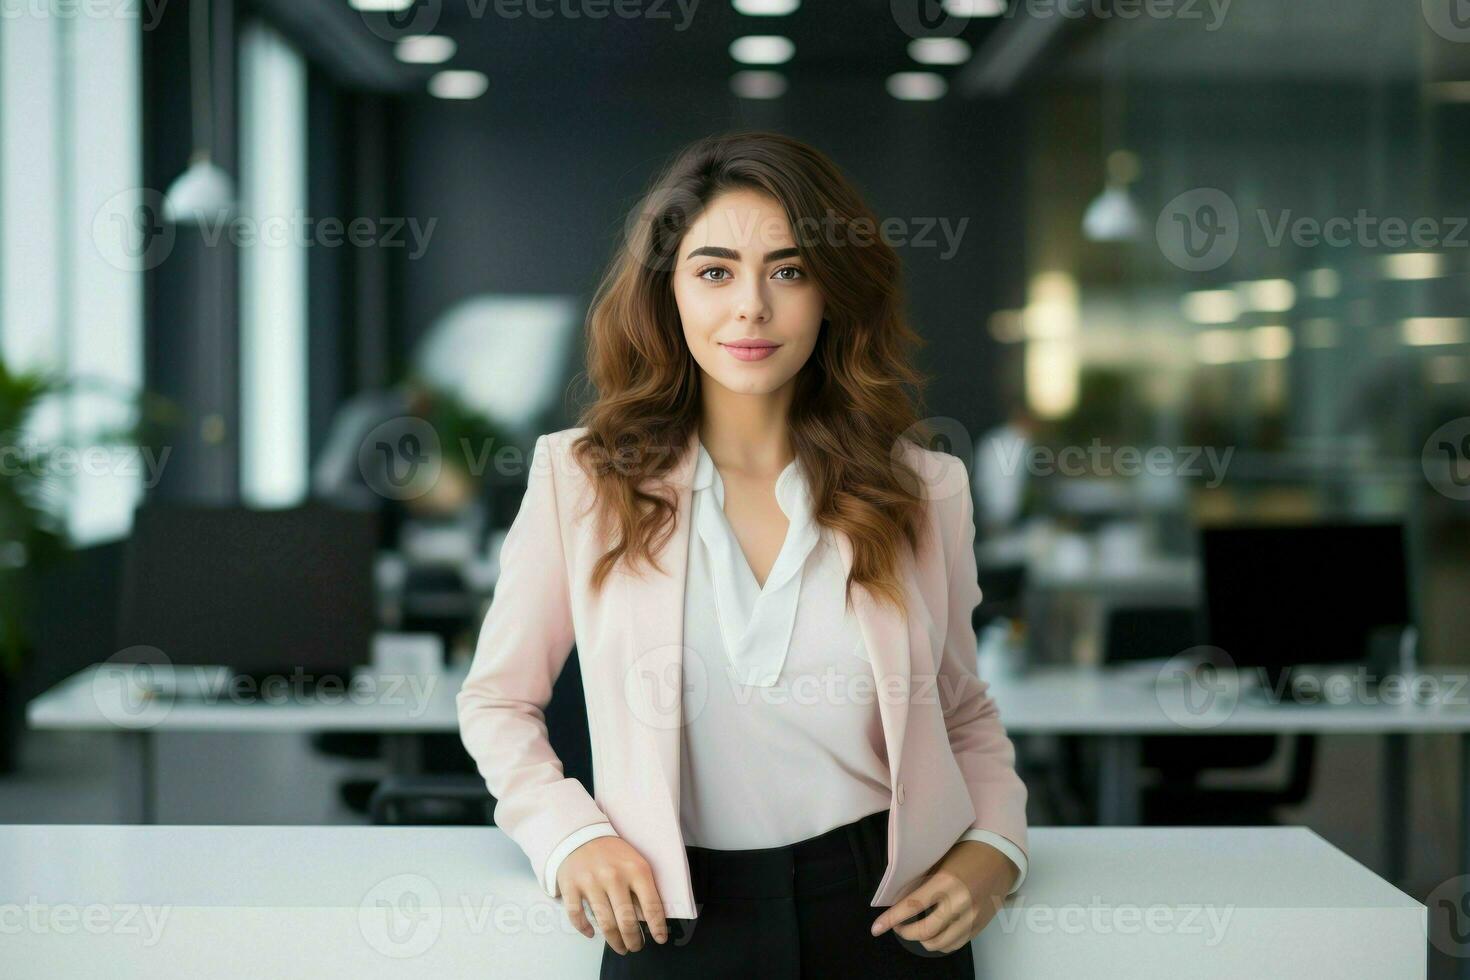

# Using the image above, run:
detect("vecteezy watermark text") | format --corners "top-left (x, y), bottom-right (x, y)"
top-left (983, 437), bottom-right (1234, 488)
top-left (0, 900), bottom-right (171, 945)
top-left (0, 444), bottom-right (170, 488)
top-left (1157, 187), bottom-right (1470, 271)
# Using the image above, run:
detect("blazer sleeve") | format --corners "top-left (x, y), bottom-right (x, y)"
top-left (936, 454), bottom-right (1030, 868)
top-left (457, 433), bottom-right (613, 893)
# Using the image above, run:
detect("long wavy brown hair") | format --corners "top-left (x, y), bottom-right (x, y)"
top-left (568, 131), bottom-right (939, 615)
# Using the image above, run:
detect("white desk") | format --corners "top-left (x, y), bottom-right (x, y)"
top-left (26, 664), bottom-right (463, 823)
top-left (988, 664), bottom-right (1470, 897)
top-left (0, 824), bottom-right (1425, 979)
top-left (29, 660), bottom-right (1470, 884)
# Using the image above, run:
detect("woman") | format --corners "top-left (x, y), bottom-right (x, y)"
top-left (457, 131), bottom-right (1029, 979)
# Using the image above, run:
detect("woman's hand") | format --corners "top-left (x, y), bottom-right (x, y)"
top-left (868, 840), bottom-right (1019, 954)
top-left (557, 836), bottom-right (669, 955)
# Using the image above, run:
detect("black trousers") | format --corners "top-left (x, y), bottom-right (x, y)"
top-left (598, 808), bottom-right (976, 979)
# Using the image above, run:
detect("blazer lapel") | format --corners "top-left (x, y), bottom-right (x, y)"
top-left (621, 428), bottom-right (915, 820)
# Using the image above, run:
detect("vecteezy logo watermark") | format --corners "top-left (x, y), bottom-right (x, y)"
top-left (897, 417), bottom-right (975, 503)
top-left (1427, 874), bottom-right (1470, 959)
top-left (1158, 188), bottom-right (1470, 271)
top-left (357, 877), bottom-right (603, 958)
top-left (93, 187), bottom-right (175, 273)
top-left (891, 0), bottom-right (1231, 39)
top-left (1156, 188), bottom-right (1239, 272)
top-left (1422, 417), bottom-right (1470, 501)
top-left (359, 874), bottom-right (443, 959)
top-left (359, 417), bottom-right (443, 501)
top-left (1154, 647), bottom-right (1241, 731)
top-left (1423, 0), bottom-right (1470, 43)
top-left (91, 646), bottom-right (175, 729)
top-left (624, 644), bottom-right (707, 731)
top-left (357, 0), bottom-right (442, 40)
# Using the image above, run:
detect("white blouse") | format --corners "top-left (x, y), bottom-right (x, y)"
top-left (542, 440), bottom-right (1026, 898)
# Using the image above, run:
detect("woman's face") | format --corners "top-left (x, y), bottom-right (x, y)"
top-left (672, 188), bottom-right (825, 398)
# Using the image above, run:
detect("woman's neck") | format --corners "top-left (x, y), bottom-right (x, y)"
top-left (697, 383), bottom-right (796, 476)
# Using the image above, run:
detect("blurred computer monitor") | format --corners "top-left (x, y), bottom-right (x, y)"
top-left (116, 503), bottom-right (378, 684)
top-left (1199, 521), bottom-right (1411, 689)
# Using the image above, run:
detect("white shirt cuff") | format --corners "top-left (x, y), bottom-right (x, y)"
top-left (959, 829), bottom-right (1028, 894)
top-left (543, 822), bottom-right (620, 897)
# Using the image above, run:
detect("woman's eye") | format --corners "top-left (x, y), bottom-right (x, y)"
top-left (697, 266), bottom-right (730, 282)
top-left (773, 265), bottom-right (804, 281)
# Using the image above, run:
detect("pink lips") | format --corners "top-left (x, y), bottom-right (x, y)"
top-left (721, 340), bottom-right (781, 362)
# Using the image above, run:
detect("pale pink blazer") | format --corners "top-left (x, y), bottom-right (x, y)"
top-left (456, 426), bottom-right (1029, 919)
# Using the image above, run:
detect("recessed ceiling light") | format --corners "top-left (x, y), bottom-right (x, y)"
top-left (942, 0), bottom-right (1005, 14)
top-left (1196, 329), bottom-right (1246, 364)
top-left (1401, 317), bottom-right (1468, 346)
top-left (730, 35), bottom-right (795, 65)
top-left (349, 0), bottom-right (415, 11)
top-left (1302, 268), bottom-right (1340, 298)
top-left (1233, 278), bottom-right (1295, 313)
top-left (429, 70), bottom-right (488, 100)
top-left (1182, 290), bottom-right (1239, 324)
top-left (1424, 81), bottom-right (1470, 102)
top-left (732, 0), bottom-right (800, 13)
top-left (1380, 252), bottom-right (1446, 280)
top-left (908, 38), bottom-right (971, 65)
top-left (886, 72), bottom-right (947, 101)
top-left (730, 70), bottom-right (787, 99)
top-left (396, 35), bottom-right (456, 64)
top-left (1249, 325), bottom-right (1293, 360)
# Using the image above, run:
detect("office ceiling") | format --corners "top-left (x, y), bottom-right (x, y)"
top-left (1047, 0), bottom-right (1431, 82)
top-left (263, 0), bottom-right (1456, 98)
top-left (261, 0), bottom-right (1013, 95)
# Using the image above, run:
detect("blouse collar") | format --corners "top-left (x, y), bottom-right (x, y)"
top-left (691, 438), bottom-right (811, 523)
top-left (689, 437), bottom-right (822, 687)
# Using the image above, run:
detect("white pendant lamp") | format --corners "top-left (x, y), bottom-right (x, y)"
top-left (164, 0), bottom-right (235, 225)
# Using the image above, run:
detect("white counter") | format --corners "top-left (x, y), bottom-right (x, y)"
top-left (0, 824), bottom-right (1424, 979)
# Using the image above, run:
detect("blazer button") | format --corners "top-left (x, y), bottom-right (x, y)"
top-left (897, 782), bottom-right (906, 805)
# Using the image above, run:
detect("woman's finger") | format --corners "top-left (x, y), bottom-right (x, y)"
top-left (607, 880), bottom-right (646, 953)
top-left (561, 883), bottom-right (594, 939)
top-left (629, 872), bottom-right (670, 944)
top-left (872, 876), bottom-right (944, 937)
top-left (586, 891), bottom-right (627, 956)
top-left (895, 885), bottom-right (963, 942)
top-left (924, 916), bottom-right (975, 954)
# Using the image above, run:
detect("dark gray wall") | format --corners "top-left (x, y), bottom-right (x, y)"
top-left (390, 79), bottom-right (1027, 437)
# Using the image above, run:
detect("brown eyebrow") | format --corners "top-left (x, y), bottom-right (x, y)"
top-left (685, 246), bottom-right (801, 262)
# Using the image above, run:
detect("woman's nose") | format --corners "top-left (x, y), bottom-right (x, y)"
top-left (734, 285), bottom-right (771, 323)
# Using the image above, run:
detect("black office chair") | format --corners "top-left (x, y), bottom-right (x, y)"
top-left (1064, 605), bottom-right (1317, 826)
top-left (973, 561), bottom-right (1026, 633)
top-left (368, 646), bottom-right (594, 826)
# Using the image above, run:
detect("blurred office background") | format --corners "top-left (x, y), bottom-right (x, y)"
top-left (1, 0), bottom-right (1468, 971)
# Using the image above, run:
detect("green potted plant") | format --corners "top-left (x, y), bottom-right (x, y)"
top-left (0, 362), bottom-right (66, 772)
top-left (0, 359), bottom-right (170, 772)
